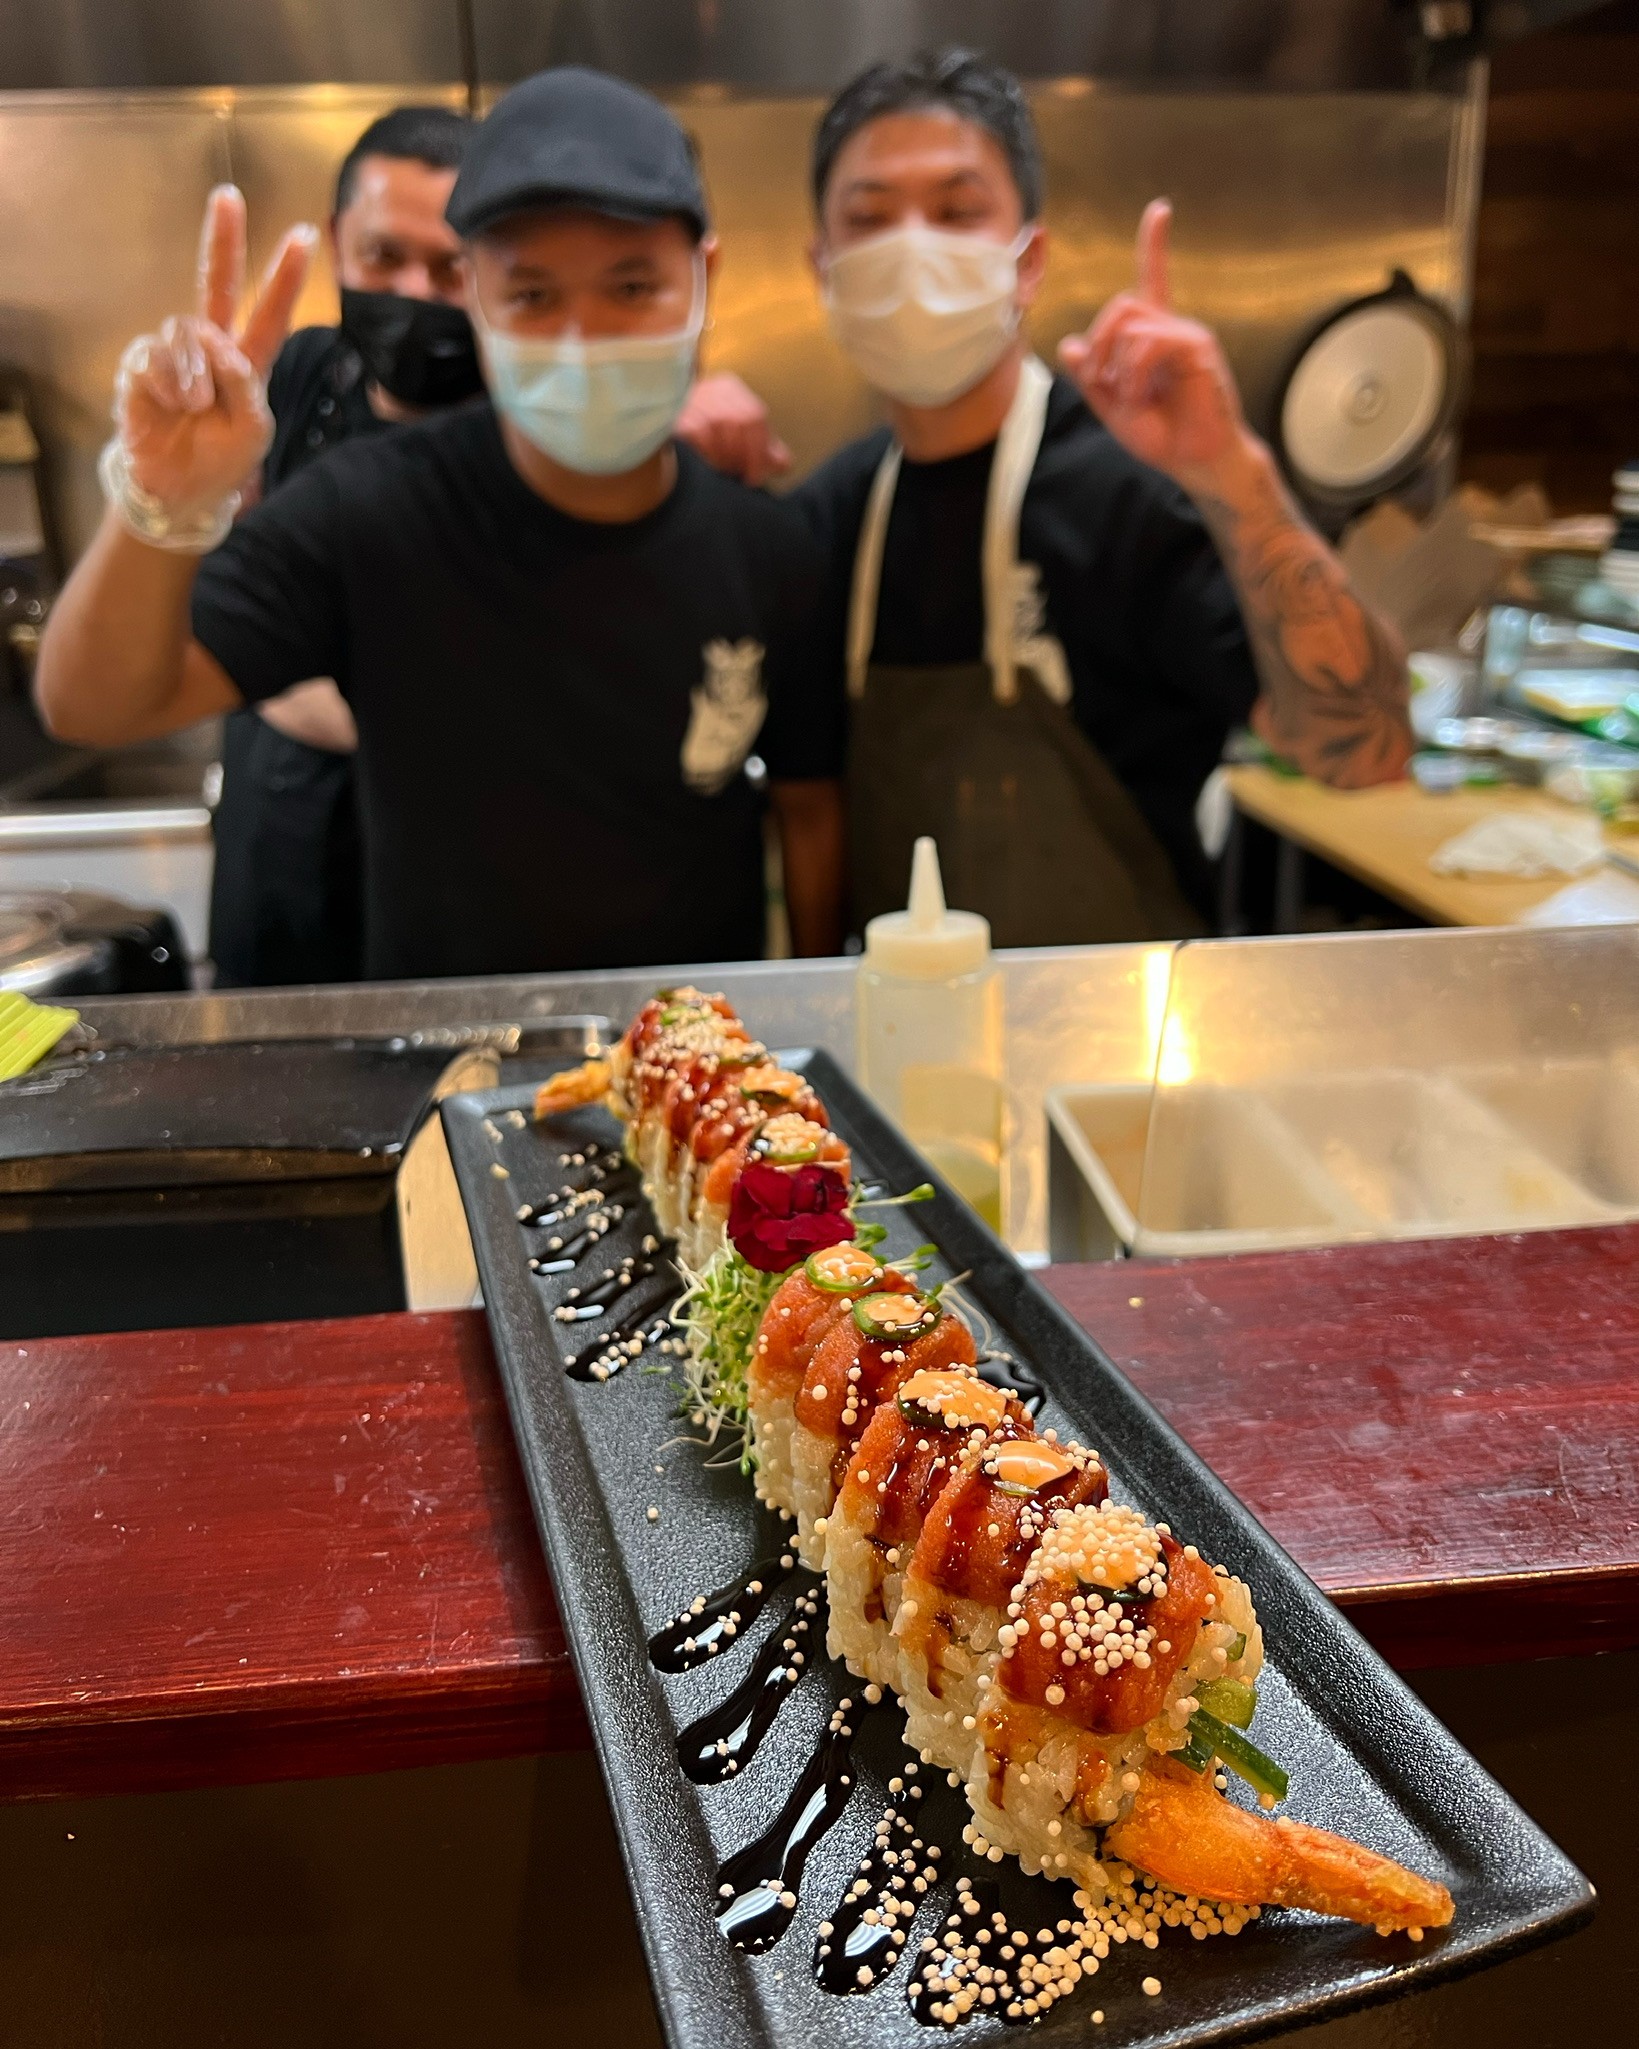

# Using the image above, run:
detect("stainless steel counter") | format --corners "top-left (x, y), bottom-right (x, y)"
top-left (74, 921), bottom-right (1639, 1260)
top-left (75, 946), bottom-right (1170, 1260)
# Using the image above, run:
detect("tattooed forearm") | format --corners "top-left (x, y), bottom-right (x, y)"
top-left (1193, 443), bottom-right (1412, 788)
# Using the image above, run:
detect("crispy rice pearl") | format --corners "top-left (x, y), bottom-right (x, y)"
top-left (1024, 1501), bottom-right (1168, 1599)
top-left (908, 1871), bottom-right (1256, 2028)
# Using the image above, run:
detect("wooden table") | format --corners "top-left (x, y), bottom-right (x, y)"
top-left (1227, 761), bottom-right (1639, 927)
top-left (4, 1223), bottom-right (1638, 1801)
top-left (0, 1311), bottom-right (580, 1801)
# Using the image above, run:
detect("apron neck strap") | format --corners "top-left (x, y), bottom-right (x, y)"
top-left (846, 353), bottom-right (1054, 704)
top-left (845, 443), bottom-right (902, 700)
top-left (983, 352), bottom-right (1053, 705)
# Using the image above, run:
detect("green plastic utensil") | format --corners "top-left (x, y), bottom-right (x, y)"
top-left (0, 989), bottom-right (79, 1083)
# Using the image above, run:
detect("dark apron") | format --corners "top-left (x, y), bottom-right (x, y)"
top-left (844, 355), bottom-right (1203, 944)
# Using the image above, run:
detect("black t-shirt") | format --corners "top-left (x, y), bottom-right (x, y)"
top-left (263, 326), bottom-right (383, 489)
top-left (193, 406), bottom-right (834, 980)
top-left (794, 375), bottom-right (1260, 912)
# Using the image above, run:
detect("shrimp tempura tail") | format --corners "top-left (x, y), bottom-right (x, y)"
top-left (1105, 1760), bottom-right (1454, 1933)
top-left (533, 1057), bottom-right (613, 1120)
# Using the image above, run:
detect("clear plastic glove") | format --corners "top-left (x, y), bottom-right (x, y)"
top-left (113, 185), bottom-right (315, 524)
top-left (674, 372), bottom-right (792, 489)
top-left (1057, 201), bottom-right (1248, 496)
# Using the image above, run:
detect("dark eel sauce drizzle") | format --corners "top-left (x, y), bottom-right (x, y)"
top-left (648, 1552), bottom-right (798, 1673)
top-left (675, 1584), bottom-right (823, 1784)
top-left (522, 1139), bottom-right (682, 1379)
top-left (711, 1696), bottom-right (874, 1954)
top-left (814, 1763), bottom-right (941, 1994)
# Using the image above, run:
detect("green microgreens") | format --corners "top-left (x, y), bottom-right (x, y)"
top-left (888, 1241), bottom-right (939, 1275)
top-left (671, 1247), bottom-right (781, 1472)
top-left (670, 1181), bottom-right (937, 1473)
top-left (853, 1181), bottom-right (936, 1211)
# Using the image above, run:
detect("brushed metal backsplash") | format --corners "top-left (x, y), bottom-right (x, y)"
top-left (0, 72), bottom-right (1483, 565)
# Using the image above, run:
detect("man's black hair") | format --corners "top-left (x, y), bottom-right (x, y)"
top-left (811, 48), bottom-right (1043, 220)
top-left (334, 105), bottom-right (471, 217)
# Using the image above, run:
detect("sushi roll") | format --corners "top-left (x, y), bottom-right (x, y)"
top-left (552, 991), bottom-right (1460, 1943)
top-left (893, 1435), bottom-right (1107, 1781)
top-left (618, 990), bottom-right (759, 1233)
top-left (963, 1500), bottom-right (1253, 1892)
top-left (826, 1367), bottom-right (1032, 1691)
top-left (746, 1241), bottom-right (905, 1519)
top-left (534, 990), bottom-right (845, 1271)
top-left (790, 1291), bottom-right (978, 1568)
top-left (686, 1108), bottom-right (848, 1274)
top-left (536, 987), bottom-right (758, 1238)
top-left (678, 1065), bottom-right (827, 1269)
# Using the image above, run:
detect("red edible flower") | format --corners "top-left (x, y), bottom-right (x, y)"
top-left (728, 1160), bottom-right (854, 1274)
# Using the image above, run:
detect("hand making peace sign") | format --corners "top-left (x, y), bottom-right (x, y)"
top-left (1058, 200), bottom-right (1251, 494)
top-left (115, 186), bottom-right (316, 519)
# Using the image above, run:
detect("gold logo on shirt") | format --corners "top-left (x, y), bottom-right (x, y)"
top-left (681, 638), bottom-right (767, 795)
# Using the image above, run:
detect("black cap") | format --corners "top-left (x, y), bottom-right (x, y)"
top-left (446, 67), bottom-right (708, 241)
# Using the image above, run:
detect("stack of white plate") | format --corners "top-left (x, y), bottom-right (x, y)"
top-left (1600, 461), bottom-right (1639, 599)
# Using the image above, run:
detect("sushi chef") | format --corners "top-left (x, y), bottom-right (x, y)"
top-left (212, 100), bottom-right (793, 989)
top-left (36, 68), bottom-right (845, 980)
top-left (796, 49), bottom-right (1414, 941)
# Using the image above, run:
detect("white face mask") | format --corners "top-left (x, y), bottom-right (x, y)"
top-left (476, 261), bottom-right (705, 476)
top-left (821, 223), bottom-right (1031, 408)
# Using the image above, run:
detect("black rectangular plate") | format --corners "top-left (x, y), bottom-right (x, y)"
top-left (443, 1051), bottom-right (1592, 2049)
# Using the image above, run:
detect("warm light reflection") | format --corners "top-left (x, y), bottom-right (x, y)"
top-left (1156, 1015), bottom-right (1196, 1088)
top-left (1141, 946), bottom-right (1171, 1068)
top-left (1140, 946), bottom-right (1196, 1087)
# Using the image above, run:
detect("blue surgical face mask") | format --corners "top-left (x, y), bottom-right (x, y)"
top-left (475, 261), bottom-right (705, 476)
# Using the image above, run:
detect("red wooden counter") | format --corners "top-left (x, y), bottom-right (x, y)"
top-left (3, 1222), bottom-right (1637, 1802)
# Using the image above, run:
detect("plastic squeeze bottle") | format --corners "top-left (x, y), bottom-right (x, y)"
top-left (857, 837), bottom-right (1004, 1230)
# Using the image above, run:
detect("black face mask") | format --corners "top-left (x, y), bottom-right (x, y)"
top-left (338, 287), bottom-right (484, 409)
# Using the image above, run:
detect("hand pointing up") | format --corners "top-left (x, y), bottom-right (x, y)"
top-left (1058, 200), bottom-right (1250, 495)
top-left (115, 185), bottom-right (315, 521)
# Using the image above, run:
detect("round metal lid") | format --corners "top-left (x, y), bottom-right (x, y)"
top-left (0, 897), bottom-right (66, 967)
top-left (1279, 294), bottom-right (1453, 499)
top-left (0, 890), bottom-right (101, 995)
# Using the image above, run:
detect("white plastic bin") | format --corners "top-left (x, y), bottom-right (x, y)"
top-left (1257, 1071), bottom-right (1617, 1237)
top-left (1046, 1067), bottom-right (1622, 1262)
top-left (1456, 1057), bottom-right (1639, 1212)
top-left (1045, 1083), bottom-right (1374, 1260)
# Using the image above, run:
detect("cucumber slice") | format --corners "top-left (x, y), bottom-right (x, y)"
top-left (1194, 1678), bottom-right (1257, 1730)
top-left (1189, 1709), bottom-right (1288, 1801)
top-left (1169, 1731), bottom-right (1214, 1774)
